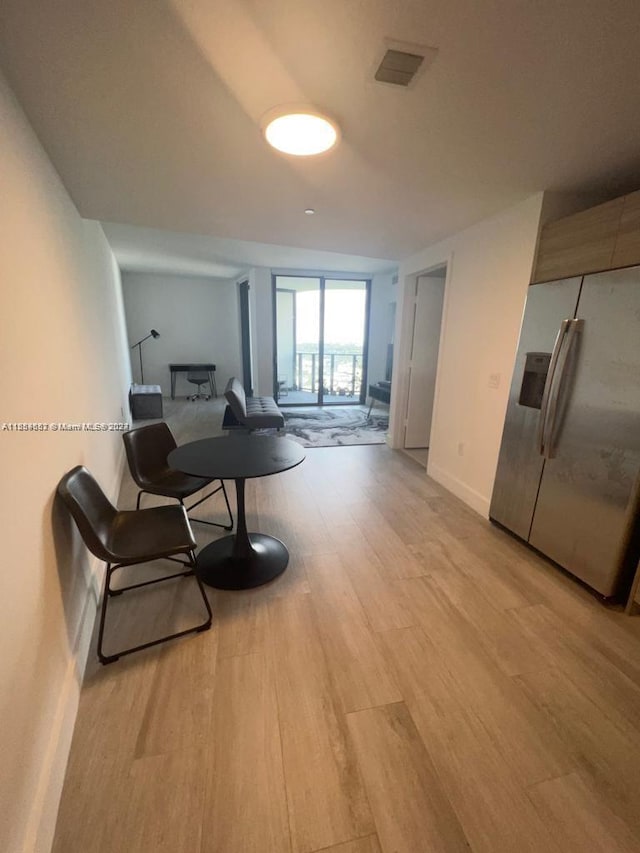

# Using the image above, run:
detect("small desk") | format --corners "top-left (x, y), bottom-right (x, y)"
top-left (169, 363), bottom-right (217, 399)
top-left (168, 435), bottom-right (305, 589)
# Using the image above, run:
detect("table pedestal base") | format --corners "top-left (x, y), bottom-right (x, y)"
top-left (196, 533), bottom-right (289, 590)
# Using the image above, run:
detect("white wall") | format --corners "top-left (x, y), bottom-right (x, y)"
top-left (248, 267), bottom-right (275, 396)
top-left (367, 272), bottom-right (396, 387)
top-left (390, 193), bottom-right (545, 516)
top-left (121, 272), bottom-right (242, 396)
top-left (0, 70), bottom-right (131, 853)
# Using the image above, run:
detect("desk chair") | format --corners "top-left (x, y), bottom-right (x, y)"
top-left (187, 370), bottom-right (211, 400)
top-left (57, 466), bottom-right (212, 664)
top-left (123, 422), bottom-right (233, 530)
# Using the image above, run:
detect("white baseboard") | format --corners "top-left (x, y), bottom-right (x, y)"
top-left (427, 461), bottom-right (490, 518)
top-left (25, 570), bottom-right (98, 853)
top-left (26, 447), bottom-right (125, 852)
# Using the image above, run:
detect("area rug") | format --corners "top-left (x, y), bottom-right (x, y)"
top-left (282, 406), bottom-right (389, 448)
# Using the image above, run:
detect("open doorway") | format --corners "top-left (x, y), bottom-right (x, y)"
top-left (273, 275), bottom-right (371, 406)
top-left (403, 265), bottom-right (447, 467)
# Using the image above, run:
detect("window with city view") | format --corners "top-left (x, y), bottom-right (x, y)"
top-left (275, 276), bottom-right (369, 405)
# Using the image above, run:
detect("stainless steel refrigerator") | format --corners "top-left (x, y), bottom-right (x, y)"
top-left (490, 267), bottom-right (640, 597)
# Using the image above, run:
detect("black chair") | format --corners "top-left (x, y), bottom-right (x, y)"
top-left (187, 370), bottom-right (211, 400)
top-left (122, 422), bottom-right (233, 530)
top-left (57, 466), bottom-right (212, 664)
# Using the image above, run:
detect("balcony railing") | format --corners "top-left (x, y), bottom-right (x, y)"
top-left (283, 351), bottom-right (363, 397)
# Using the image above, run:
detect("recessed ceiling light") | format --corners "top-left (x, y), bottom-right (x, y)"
top-left (263, 110), bottom-right (339, 156)
top-left (304, 208), bottom-right (315, 215)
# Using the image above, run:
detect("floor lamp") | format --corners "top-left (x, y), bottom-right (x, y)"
top-left (131, 329), bottom-right (160, 383)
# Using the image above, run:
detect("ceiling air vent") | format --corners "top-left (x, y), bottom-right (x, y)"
top-left (374, 41), bottom-right (437, 87)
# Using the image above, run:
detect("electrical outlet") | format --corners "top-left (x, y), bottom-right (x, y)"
top-left (488, 373), bottom-right (501, 389)
top-left (458, 442), bottom-right (464, 456)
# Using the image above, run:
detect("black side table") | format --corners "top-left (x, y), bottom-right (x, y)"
top-left (168, 435), bottom-right (305, 589)
top-left (367, 381), bottom-right (391, 416)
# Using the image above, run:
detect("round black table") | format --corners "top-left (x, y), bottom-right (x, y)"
top-left (168, 435), bottom-right (305, 589)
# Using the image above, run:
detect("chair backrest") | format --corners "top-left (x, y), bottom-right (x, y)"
top-left (57, 466), bottom-right (118, 563)
top-left (187, 371), bottom-right (209, 384)
top-left (122, 422), bottom-right (177, 489)
top-left (224, 377), bottom-right (247, 422)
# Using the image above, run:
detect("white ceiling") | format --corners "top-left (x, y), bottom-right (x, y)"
top-left (1, 0), bottom-right (640, 261)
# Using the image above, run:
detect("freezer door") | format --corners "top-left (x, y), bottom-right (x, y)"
top-left (490, 278), bottom-right (582, 539)
top-left (529, 267), bottom-right (640, 596)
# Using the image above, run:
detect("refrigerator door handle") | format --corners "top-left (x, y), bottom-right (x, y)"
top-left (537, 319), bottom-right (571, 456)
top-left (543, 318), bottom-right (584, 459)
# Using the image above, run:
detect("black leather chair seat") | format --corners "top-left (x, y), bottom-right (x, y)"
top-left (138, 469), bottom-right (212, 501)
top-left (108, 505), bottom-right (197, 565)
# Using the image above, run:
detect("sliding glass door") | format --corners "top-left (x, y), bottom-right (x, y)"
top-left (275, 278), bottom-right (321, 404)
top-left (273, 275), bottom-right (370, 406)
top-left (323, 279), bottom-right (369, 403)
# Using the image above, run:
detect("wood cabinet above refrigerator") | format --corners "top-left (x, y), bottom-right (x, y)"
top-left (612, 189), bottom-right (640, 269)
top-left (532, 189), bottom-right (640, 283)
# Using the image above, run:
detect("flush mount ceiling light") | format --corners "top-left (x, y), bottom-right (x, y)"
top-left (263, 109), bottom-right (339, 156)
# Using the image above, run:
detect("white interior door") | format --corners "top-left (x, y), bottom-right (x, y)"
top-left (404, 272), bottom-right (445, 448)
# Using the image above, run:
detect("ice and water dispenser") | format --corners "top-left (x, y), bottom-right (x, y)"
top-left (518, 352), bottom-right (551, 409)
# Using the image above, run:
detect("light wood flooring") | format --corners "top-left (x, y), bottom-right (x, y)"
top-left (402, 447), bottom-right (429, 468)
top-left (52, 398), bottom-right (640, 852)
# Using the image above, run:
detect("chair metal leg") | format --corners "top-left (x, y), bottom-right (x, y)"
top-left (97, 564), bottom-right (116, 663)
top-left (97, 552), bottom-right (212, 665)
top-left (135, 489), bottom-right (153, 510)
top-left (191, 549), bottom-right (213, 629)
top-left (220, 481), bottom-right (233, 528)
top-left (137, 483), bottom-right (233, 531)
top-left (185, 481), bottom-right (234, 531)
